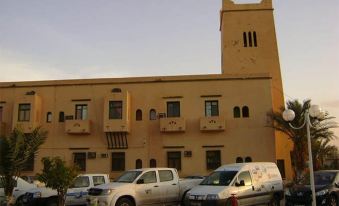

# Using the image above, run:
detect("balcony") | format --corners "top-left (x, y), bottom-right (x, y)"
top-left (200, 116), bottom-right (225, 131)
top-left (103, 91), bottom-right (131, 133)
top-left (12, 93), bottom-right (42, 133)
top-left (104, 120), bottom-right (130, 133)
top-left (65, 120), bottom-right (91, 134)
top-left (0, 122), bottom-right (6, 137)
top-left (14, 122), bottom-right (39, 134)
top-left (160, 117), bottom-right (186, 132)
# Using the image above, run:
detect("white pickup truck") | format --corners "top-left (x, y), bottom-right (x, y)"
top-left (23, 174), bottom-right (109, 206)
top-left (88, 168), bottom-right (203, 206)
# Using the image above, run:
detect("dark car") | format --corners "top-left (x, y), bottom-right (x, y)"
top-left (285, 170), bottom-right (339, 206)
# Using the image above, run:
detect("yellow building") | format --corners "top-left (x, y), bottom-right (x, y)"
top-left (0, 0), bottom-right (293, 180)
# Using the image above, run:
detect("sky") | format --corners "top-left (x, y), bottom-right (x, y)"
top-left (0, 0), bottom-right (338, 144)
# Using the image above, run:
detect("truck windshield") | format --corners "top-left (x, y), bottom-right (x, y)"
top-left (200, 171), bottom-right (237, 186)
top-left (114, 171), bottom-right (142, 183)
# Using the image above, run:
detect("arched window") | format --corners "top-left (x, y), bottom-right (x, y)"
top-left (136, 109), bottom-right (142, 121)
top-left (245, 156), bottom-right (252, 162)
top-left (242, 106), bottom-right (249, 118)
top-left (136, 159), bottom-right (142, 169)
top-left (253, 31), bottom-right (257, 47)
top-left (243, 32), bottom-right (247, 47)
top-left (236, 157), bottom-right (243, 163)
top-left (149, 109), bottom-right (157, 120)
top-left (233, 107), bottom-right (240, 118)
top-left (46, 112), bottom-right (52, 123)
top-left (150, 159), bottom-right (156, 168)
top-left (248, 32), bottom-right (252, 47)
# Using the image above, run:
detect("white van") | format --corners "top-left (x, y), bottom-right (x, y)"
top-left (185, 162), bottom-right (284, 206)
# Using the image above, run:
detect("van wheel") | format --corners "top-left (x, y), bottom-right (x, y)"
top-left (329, 195), bottom-right (337, 206)
top-left (116, 198), bottom-right (135, 206)
top-left (269, 195), bottom-right (280, 206)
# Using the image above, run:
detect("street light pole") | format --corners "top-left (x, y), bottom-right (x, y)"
top-left (282, 105), bottom-right (323, 206)
top-left (305, 112), bottom-right (316, 206)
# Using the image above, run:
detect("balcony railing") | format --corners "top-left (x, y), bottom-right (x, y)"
top-left (104, 120), bottom-right (130, 133)
top-left (160, 117), bottom-right (186, 132)
top-left (200, 116), bottom-right (225, 131)
top-left (65, 120), bottom-right (91, 134)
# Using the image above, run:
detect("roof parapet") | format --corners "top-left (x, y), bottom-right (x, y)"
top-left (222, 0), bottom-right (272, 11)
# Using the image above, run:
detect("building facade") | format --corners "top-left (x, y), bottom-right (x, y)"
top-left (0, 0), bottom-right (293, 179)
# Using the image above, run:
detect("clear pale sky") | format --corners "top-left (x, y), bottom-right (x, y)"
top-left (0, 0), bottom-right (338, 144)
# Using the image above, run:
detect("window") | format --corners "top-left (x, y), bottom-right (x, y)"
top-left (23, 155), bottom-right (34, 171)
top-left (167, 151), bottom-right (181, 171)
top-left (136, 109), bottom-right (142, 121)
top-left (277, 159), bottom-right (286, 179)
top-left (112, 152), bottom-right (125, 171)
top-left (248, 32), bottom-right (252, 47)
top-left (206, 150), bottom-right (221, 170)
top-left (205, 100), bottom-right (219, 117)
top-left (46, 112), bottom-right (52, 123)
top-left (167, 101), bottom-right (180, 117)
top-left (243, 32), bottom-right (247, 47)
top-left (149, 109), bottom-right (157, 120)
top-left (71, 176), bottom-right (90, 188)
top-left (0, 106), bottom-right (3, 122)
top-left (74, 153), bottom-right (86, 171)
top-left (238, 171), bottom-right (252, 186)
top-left (109, 101), bottom-right (122, 119)
top-left (138, 171), bottom-right (157, 184)
top-left (245, 156), bottom-right (252, 162)
top-left (159, 170), bottom-right (174, 182)
top-left (18, 104), bottom-right (31, 122)
top-left (243, 31), bottom-right (257, 47)
top-left (150, 159), bottom-right (157, 168)
top-left (253, 31), bottom-right (257, 47)
top-left (233, 107), bottom-right (240, 118)
top-left (136, 159), bottom-right (142, 169)
top-left (93, 176), bottom-right (106, 186)
top-left (75, 104), bottom-right (88, 120)
top-left (242, 106), bottom-right (249, 118)
top-left (59, 111), bottom-right (65, 122)
top-left (236, 157), bottom-right (243, 163)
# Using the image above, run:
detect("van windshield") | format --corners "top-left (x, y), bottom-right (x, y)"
top-left (200, 171), bottom-right (237, 186)
top-left (114, 171), bottom-right (142, 183)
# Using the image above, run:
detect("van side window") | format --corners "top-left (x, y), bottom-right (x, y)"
top-left (238, 171), bottom-right (252, 186)
top-left (93, 176), bottom-right (106, 186)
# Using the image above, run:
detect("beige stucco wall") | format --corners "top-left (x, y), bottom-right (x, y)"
top-left (0, 74), bottom-right (276, 179)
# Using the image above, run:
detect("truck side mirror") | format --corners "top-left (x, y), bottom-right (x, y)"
top-left (235, 180), bottom-right (245, 187)
top-left (137, 179), bottom-right (144, 184)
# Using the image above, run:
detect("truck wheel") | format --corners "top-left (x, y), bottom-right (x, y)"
top-left (116, 198), bottom-right (135, 206)
top-left (15, 196), bottom-right (24, 206)
top-left (46, 197), bottom-right (58, 206)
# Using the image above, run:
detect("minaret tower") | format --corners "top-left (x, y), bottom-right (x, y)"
top-left (220, 0), bottom-right (292, 179)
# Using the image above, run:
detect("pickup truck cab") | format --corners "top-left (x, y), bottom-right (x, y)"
top-left (23, 174), bottom-right (109, 206)
top-left (88, 168), bottom-right (202, 206)
top-left (185, 162), bottom-right (284, 206)
top-left (0, 176), bottom-right (37, 205)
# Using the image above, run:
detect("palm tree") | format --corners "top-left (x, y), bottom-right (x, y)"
top-left (312, 138), bottom-right (338, 170)
top-left (268, 99), bottom-right (337, 183)
top-left (0, 127), bottom-right (47, 205)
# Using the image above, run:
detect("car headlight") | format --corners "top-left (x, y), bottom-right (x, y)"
top-left (33, 192), bottom-right (42, 198)
top-left (101, 189), bottom-right (114, 195)
top-left (206, 194), bottom-right (219, 200)
top-left (316, 189), bottom-right (329, 196)
top-left (284, 189), bottom-right (291, 196)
